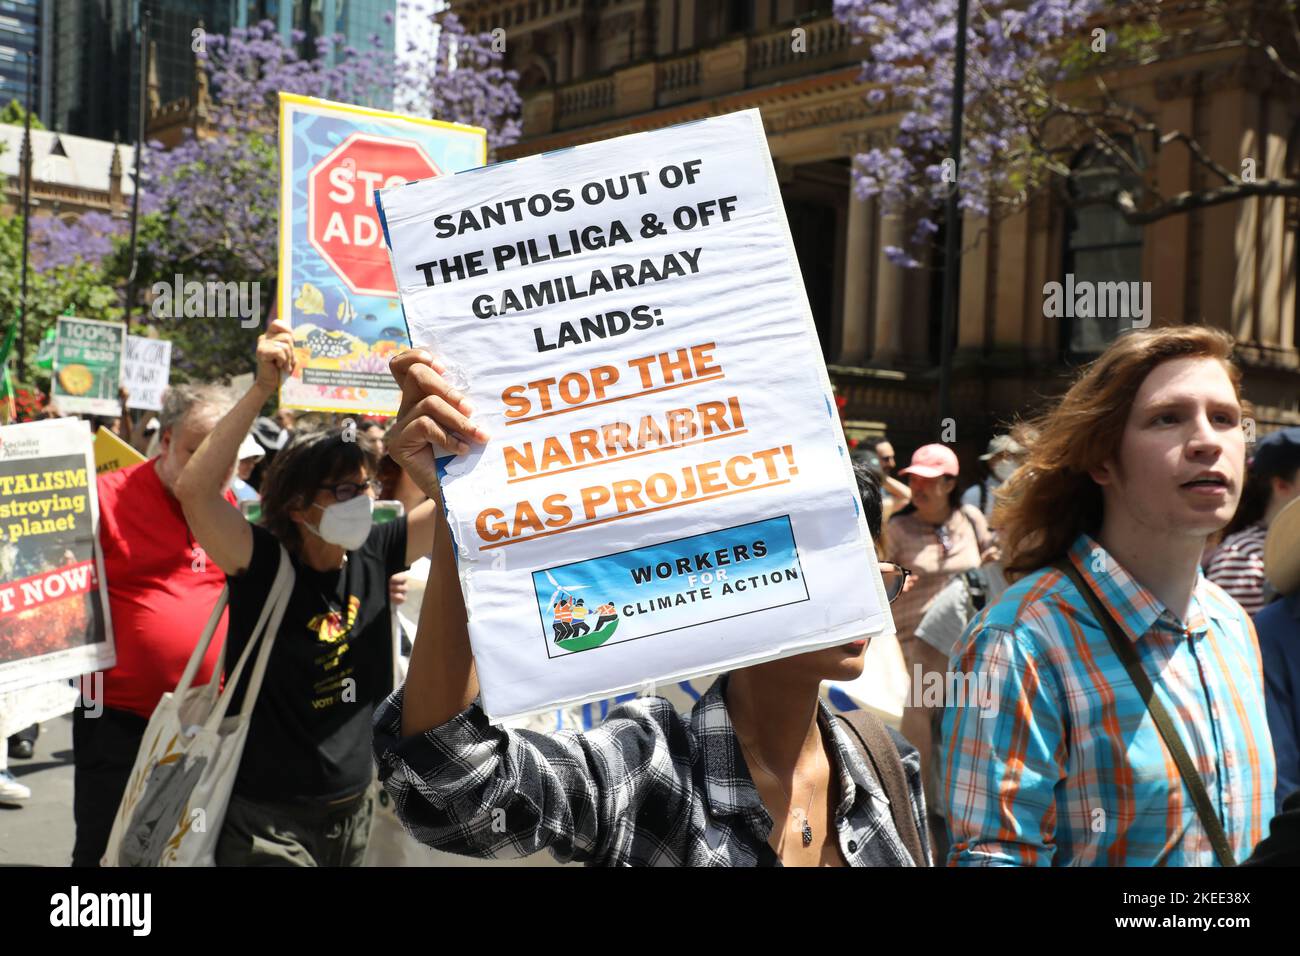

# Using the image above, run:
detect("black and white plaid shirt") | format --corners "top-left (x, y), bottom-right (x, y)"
top-left (373, 676), bottom-right (930, 866)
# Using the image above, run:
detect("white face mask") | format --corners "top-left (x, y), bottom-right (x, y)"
top-left (307, 495), bottom-right (373, 550)
top-left (991, 460), bottom-right (1017, 482)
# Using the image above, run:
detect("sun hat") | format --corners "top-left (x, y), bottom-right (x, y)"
top-left (979, 433), bottom-right (1025, 461)
top-left (1265, 496), bottom-right (1300, 596)
top-left (237, 433), bottom-right (265, 462)
top-left (898, 443), bottom-right (960, 479)
top-left (252, 416), bottom-right (288, 452)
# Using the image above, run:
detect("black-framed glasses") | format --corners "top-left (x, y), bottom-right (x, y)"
top-left (320, 479), bottom-right (381, 503)
top-left (879, 562), bottom-right (913, 604)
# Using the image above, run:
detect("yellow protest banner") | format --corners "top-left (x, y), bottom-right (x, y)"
top-left (93, 426), bottom-right (146, 475)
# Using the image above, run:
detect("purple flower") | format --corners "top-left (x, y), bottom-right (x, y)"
top-left (836, 0), bottom-right (1102, 264)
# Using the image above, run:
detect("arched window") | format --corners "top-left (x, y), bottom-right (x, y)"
top-left (1061, 141), bottom-right (1145, 356)
top-left (519, 57), bottom-right (551, 92)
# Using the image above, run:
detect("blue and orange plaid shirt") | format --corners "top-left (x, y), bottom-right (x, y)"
top-left (941, 534), bottom-right (1276, 866)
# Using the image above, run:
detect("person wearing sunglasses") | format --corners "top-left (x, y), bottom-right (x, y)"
top-left (883, 443), bottom-right (999, 852)
top-left (174, 319), bottom-right (441, 866)
top-left (374, 352), bottom-right (930, 866)
top-left (870, 436), bottom-right (913, 519)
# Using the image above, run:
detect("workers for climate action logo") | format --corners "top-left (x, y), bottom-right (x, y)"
top-left (540, 569), bottom-right (622, 654)
top-left (532, 517), bottom-right (809, 659)
top-left (307, 133), bottom-right (442, 298)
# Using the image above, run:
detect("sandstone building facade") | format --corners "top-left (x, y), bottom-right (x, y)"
top-left (463, 0), bottom-right (1300, 466)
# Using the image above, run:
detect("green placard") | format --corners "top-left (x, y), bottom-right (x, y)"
top-left (51, 317), bottom-right (126, 416)
top-left (34, 327), bottom-right (57, 370)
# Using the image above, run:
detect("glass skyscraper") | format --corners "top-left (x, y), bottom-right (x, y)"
top-left (233, 1), bottom-right (395, 65)
top-left (45, 0), bottom-right (394, 142)
top-left (0, 0), bottom-right (41, 115)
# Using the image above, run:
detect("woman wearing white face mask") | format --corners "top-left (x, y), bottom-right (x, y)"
top-left (175, 320), bottom-right (440, 866)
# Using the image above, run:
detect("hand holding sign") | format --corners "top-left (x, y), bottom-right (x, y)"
top-left (387, 348), bottom-right (490, 500)
top-left (256, 319), bottom-right (297, 393)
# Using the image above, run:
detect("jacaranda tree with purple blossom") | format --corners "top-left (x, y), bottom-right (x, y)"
top-left (396, 3), bottom-right (523, 153)
top-left (123, 13), bottom-right (519, 383)
top-left (835, 0), bottom-right (1300, 263)
top-left (1, 213), bottom-right (125, 381)
top-left (2, 102), bottom-right (125, 381)
top-left (115, 21), bottom-right (395, 382)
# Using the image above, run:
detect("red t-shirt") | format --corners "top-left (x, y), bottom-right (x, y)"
top-left (97, 459), bottom-right (231, 718)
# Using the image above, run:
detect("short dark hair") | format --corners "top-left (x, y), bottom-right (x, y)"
top-left (1226, 442), bottom-right (1300, 534)
top-left (257, 425), bottom-right (381, 553)
top-left (853, 461), bottom-right (883, 543)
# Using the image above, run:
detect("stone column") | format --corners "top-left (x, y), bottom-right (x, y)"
top-left (871, 213), bottom-right (905, 364)
top-left (679, 0), bottom-right (698, 48)
top-left (1258, 97), bottom-right (1289, 349)
top-left (839, 189), bottom-right (874, 364)
top-left (555, 25), bottom-right (572, 85)
top-left (571, 21), bottom-right (588, 78)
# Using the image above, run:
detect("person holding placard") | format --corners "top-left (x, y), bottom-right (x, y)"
top-left (174, 320), bottom-right (441, 867)
top-left (372, 349), bottom-right (929, 867)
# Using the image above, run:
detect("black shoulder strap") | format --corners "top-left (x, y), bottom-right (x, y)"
top-left (1053, 559), bottom-right (1236, 867)
top-left (836, 710), bottom-right (929, 866)
top-left (964, 569), bottom-right (987, 612)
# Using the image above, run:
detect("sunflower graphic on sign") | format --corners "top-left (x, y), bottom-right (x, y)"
top-left (542, 570), bottom-right (619, 653)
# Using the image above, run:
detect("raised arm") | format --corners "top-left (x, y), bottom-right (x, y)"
top-left (376, 349), bottom-right (701, 865)
top-left (115, 386), bottom-right (133, 442)
top-left (174, 320), bottom-right (295, 575)
top-left (383, 349), bottom-right (488, 736)
top-left (402, 498), bottom-right (438, 567)
top-left (883, 474), bottom-right (912, 507)
top-left (121, 388), bottom-right (154, 453)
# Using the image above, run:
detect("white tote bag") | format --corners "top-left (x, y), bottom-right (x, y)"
top-left (103, 546), bottom-right (294, 867)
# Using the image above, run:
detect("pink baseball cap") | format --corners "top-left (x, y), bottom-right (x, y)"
top-left (898, 443), bottom-right (960, 479)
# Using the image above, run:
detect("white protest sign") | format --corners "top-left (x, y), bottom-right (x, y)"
top-left (122, 336), bottom-right (173, 411)
top-left (378, 109), bottom-right (892, 720)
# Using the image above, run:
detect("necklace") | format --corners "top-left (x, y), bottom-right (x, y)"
top-left (736, 734), bottom-right (818, 848)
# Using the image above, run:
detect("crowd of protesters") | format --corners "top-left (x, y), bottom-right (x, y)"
top-left (2, 321), bottom-right (1299, 868)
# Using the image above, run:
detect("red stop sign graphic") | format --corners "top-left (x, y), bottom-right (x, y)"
top-left (308, 133), bottom-right (442, 298)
